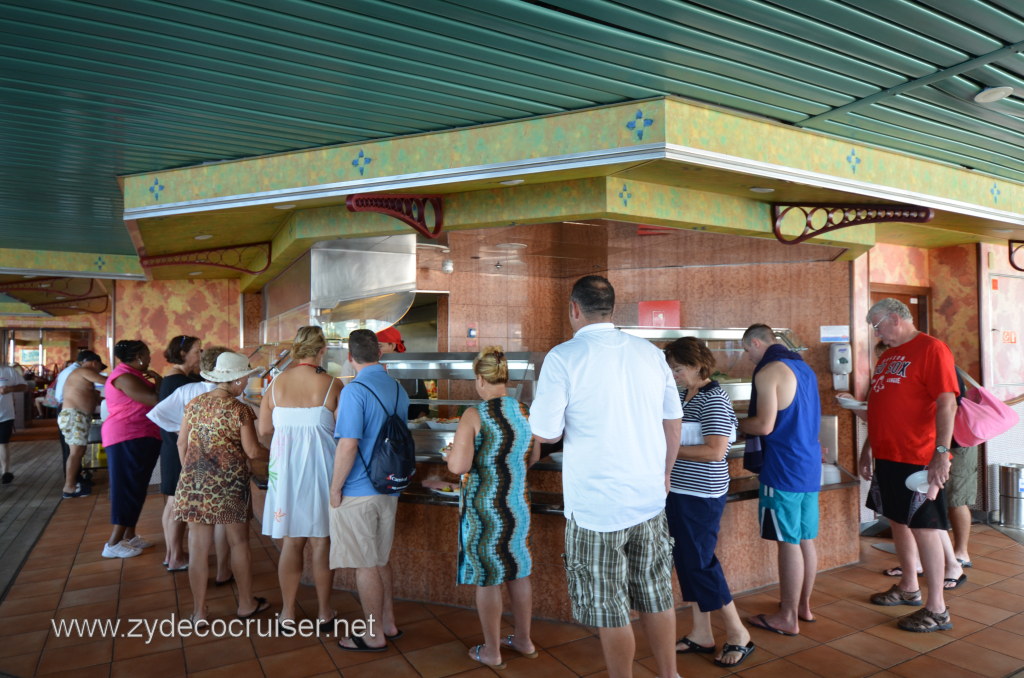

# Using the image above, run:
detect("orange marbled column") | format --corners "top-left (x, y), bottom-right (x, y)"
top-left (930, 245), bottom-right (981, 378)
top-left (114, 279), bottom-right (241, 373)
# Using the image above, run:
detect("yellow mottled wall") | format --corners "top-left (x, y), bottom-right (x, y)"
top-left (868, 243), bottom-right (930, 286)
top-left (114, 279), bottom-right (240, 373)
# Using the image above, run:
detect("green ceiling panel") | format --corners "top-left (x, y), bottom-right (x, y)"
top-left (3, 0), bottom-right (1024, 258)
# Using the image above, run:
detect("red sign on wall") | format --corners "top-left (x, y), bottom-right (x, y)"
top-left (1003, 331), bottom-right (1017, 344)
top-left (638, 301), bottom-right (680, 328)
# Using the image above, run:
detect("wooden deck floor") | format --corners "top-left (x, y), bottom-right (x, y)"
top-left (0, 437), bottom-right (65, 600)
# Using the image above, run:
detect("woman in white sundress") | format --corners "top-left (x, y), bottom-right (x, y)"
top-left (258, 326), bottom-right (341, 633)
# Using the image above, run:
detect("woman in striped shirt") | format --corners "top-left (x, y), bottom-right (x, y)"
top-left (664, 337), bottom-right (754, 669)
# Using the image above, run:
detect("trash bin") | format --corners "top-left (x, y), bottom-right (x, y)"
top-left (999, 463), bottom-right (1024, 528)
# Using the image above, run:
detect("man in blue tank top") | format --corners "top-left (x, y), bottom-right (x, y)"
top-left (739, 324), bottom-right (821, 637)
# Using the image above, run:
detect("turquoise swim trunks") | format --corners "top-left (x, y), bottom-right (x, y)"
top-left (758, 483), bottom-right (819, 544)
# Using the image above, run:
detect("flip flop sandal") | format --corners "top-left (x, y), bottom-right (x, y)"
top-left (501, 633), bottom-right (538, 658)
top-left (748, 613), bottom-right (797, 636)
top-left (714, 641), bottom-right (755, 668)
top-left (385, 629), bottom-right (405, 640)
top-left (277, 617), bottom-right (298, 637)
top-left (317, 613), bottom-right (338, 634)
top-left (957, 558), bottom-right (973, 568)
top-left (338, 635), bottom-right (387, 652)
top-left (778, 603), bottom-right (816, 623)
top-left (236, 596), bottom-right (270, 620)
top-left (944, 573), bottom-right (967, 590)
top-left (882, 566), bottom-right (923, 577)
top-left (676, 636), bottom-right (715, 654)
top-left (469, 644), bottom-right (506, 670)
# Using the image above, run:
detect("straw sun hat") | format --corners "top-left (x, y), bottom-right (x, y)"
top-left (199, 352), bottom-right (259, 383)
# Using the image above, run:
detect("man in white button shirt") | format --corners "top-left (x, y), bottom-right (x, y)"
top-left (530, 276), bottom-right (682, 678)
top-left (0, 364), bottom-right (29, 484)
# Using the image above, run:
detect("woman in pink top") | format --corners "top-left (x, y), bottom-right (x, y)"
top-left (100, 340), bottom-right (163, 559)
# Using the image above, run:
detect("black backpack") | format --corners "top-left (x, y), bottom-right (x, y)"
top-left (352, 381), bottom-right (416, 494)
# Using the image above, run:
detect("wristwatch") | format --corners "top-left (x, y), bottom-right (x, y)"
top-left (935, 445), bottom-right (949, 455)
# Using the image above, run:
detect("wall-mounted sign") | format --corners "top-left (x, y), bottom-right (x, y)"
top-left (820, 325), bottom-right (850, 343)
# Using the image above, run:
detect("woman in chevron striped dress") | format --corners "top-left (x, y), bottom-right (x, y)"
top-left (447, 346), bottom-right (541, 669)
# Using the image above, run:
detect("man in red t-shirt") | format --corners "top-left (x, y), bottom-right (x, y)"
top-left (859, 298), bottom-right (959, 633)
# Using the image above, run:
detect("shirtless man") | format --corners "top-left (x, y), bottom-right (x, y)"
top-left (57, 355), bottom-right (107, 498)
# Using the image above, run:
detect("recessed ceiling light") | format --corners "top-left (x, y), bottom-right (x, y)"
top-left (495, 242), bottom-right (527, 250)
top-left (499, 179), bottom-right (525, 186)
top-left (188, 271), bottom-right (203, 276)
top-left (749, 186), bottom-right (775, 193)
top-left (38, 283), bottom-right (50, 288)
top-left (973, 86), bottom-right (1014, 103)
top-left (274, 204), bottom-right (297, 210)
top-left (194, 234), bottom-right (212, 241)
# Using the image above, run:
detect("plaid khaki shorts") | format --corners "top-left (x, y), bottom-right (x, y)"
top-left (562, 511), bottom-right (675, 628)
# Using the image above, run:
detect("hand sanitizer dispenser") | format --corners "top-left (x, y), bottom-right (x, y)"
top-left (829, 343), bottom-right (852, 391)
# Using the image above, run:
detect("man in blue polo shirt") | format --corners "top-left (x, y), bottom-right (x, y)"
top-left (330, 329), bottom-right (408, 653)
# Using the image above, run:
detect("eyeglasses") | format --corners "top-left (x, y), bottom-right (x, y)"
top-left (871, 316), bottom-right (888, 332)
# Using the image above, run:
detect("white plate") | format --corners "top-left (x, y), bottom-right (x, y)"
top-left (548, 452), bottom-right (563, 463)
top-left (430, 487), bottom-right (458, 497)
top-left (905, 470), bottom-right (930, 493)
top-left (426, 421), bottom-right (459, 431)
top-left (836, 397), bottom-right (867, 411)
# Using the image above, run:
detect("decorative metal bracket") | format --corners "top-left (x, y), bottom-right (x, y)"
top-left (346, 194), bottom-right (444, 239)
top-left (1011, 241), bottom-right (1024, 272)
top-left (140, 242), bottom-right (272, 275)
top-left (771, 203), bottom-right (934, 245)
top-left (32, 294), bottom-right (109, 314)
top-left (0, 276), bottom-right (98, 298)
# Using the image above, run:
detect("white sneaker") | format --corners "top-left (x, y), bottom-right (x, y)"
top-left (125, 536), bottom-right (152, 549)
top-left (102, 541), bottom-right (142, 559)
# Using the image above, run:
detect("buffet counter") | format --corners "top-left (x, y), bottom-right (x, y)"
top-left (252, 454), bottom-right (860, 623)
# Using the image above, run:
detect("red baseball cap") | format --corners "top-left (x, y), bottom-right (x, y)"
top-left (376, 326), bottom-right (406, 352)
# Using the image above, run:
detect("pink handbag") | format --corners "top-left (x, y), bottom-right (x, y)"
top-left (953, 368), bottom-right (1019, 447)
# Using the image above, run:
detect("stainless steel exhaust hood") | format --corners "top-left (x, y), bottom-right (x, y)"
top-left (311, 234), bottom-right (416, 335)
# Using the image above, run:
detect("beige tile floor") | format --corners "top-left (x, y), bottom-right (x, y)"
top-left (2, 450), bottom-right (1024, 677)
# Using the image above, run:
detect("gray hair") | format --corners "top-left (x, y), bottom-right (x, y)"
top-left (867, 298), bottom-right (912, 323)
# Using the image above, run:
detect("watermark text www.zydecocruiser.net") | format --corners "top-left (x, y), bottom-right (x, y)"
top-left (51, 615), bottom-right (373, 644)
